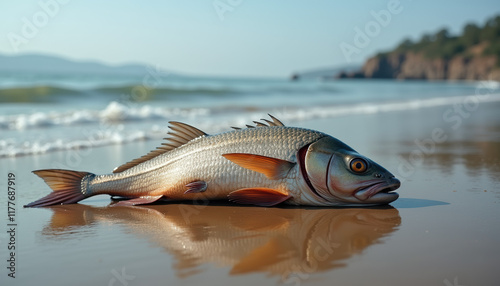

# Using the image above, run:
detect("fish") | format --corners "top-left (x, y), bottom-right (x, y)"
top-left (25, 115), bottom-right (401, 208)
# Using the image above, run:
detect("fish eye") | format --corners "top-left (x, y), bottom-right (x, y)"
top-left (350, 158), bottom-right (368, 173)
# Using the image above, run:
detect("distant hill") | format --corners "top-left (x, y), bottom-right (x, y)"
top-left (339, 14), bottom-right (500, 81)
top-left (0, 53), bottom-right (159, 76)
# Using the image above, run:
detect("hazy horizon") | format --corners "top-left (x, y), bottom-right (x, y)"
top-left (1, 0), bottom-right (500, 78)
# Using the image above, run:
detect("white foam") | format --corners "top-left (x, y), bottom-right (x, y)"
top-left (0, 129), bottom-right (154, 157)
top-left (0, 101), bottom-right (210, 130)
top-left (276, 93), bottom-right (500, 122)
top-left (2, 93), bottom-right (500, 157)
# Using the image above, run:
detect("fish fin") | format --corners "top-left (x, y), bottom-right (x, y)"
top-left (167, 121), bottom-right (208, 141)
top-left (230, 236), bottom-right (292, 274)
top-left (253, 121), bottom-right (267, 127)
top-left (184, 180), bottom-right (208, 194)
top-left (112, 195), bottom-right (164, 206)
top-left (25, 169), bottom-right (94, 207)
top-left (228, 188), bottom-right (292, 206)
top-left (222, 153), bottom-right (295, 180)
top-left (231, 114), bottom-right (285, 130)
top-left (45, 204), bottom-right (98, 232)
top-left (267, 114), bottom-right (285, 126)
top-left (113, 121), bottom-right (208, 173)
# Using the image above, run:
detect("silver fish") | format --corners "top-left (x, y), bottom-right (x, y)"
top-left (25, 115), bottom-right (400, 207)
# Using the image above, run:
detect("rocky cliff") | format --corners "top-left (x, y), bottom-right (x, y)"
top-left (353, 51), bottom-right (500, 81)
top-left (337, 15), bottom-right (500, 81)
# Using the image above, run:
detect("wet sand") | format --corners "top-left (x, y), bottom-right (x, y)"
top-left (1, 101), bottom-right (500, 286)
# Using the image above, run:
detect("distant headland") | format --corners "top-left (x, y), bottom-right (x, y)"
top-left (293, 15), bottom-right (500, 82)
top-left (340, 15), bottom-right (500, 81)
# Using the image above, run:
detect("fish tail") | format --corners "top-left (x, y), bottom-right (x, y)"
top-left (24, 169), bottom-right (95, 207)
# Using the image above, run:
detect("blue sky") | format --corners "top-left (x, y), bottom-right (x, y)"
top-left (1, 0), bottom-right (499, 77)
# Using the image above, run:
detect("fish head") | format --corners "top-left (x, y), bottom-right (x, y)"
top-left (300, 136), bottom-right (400, 206)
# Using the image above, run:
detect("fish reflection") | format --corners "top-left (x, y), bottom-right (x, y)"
top-left (42, 203), bottom-right (401, 278)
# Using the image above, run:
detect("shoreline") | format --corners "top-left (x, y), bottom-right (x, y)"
top-left (3, 90), bottom-right (500, 158)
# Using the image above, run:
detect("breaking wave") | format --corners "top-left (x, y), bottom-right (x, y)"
top-left (0, 86), bottom-right (79, 102)
top-left (0, 81), bottom-right (343, 103)
top-left (3, 93), bottom-right (500, 131)
top-left (2, 92), bottom-right (500, 157)
top-left (0, 84), bottom-right (238, 103)
top-left (0, 101), bottom-right (210, 130)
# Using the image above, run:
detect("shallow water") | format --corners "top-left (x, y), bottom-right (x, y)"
top-left (1, 93), bottom-right (500, 285)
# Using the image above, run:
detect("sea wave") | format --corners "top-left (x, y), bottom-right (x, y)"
top-left (0, 101), bottom-right (210, 130)
top-left (0, 85), bottom-right (80, 102)
top-left (0, 82), bottom-right (341, 103)
top-left (3, 93), bottom-right (500, 131)
top-left (278, 93), bottom-right (500, 122)
top-left (93, 85), bottom-right (235, 96)
top-left (2, 93), bottom-right (500, 157)
top-left (0, 129), bottom-right (154, 158)
top-left (0, 84), bottom-right (238, 103)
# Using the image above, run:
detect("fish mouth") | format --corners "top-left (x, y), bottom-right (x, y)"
top-left (354, 178), bottom-right (401, 203)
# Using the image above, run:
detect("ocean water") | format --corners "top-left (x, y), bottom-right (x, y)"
top-left (1, 71), bottom-right (499, 157)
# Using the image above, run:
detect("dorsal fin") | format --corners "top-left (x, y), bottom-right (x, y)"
top-left (231, 114), bottom-right (285, 130)
top-left (113, 121), bottom-right (207, 173)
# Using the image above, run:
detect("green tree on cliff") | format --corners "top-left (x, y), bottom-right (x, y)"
top-left (382, 14), bottom-right (500, 62)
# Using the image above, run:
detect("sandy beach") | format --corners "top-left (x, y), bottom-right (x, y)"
top-left (1, 98), bottom-right (499, 286)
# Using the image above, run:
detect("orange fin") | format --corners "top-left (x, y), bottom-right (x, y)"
top-left (25, 169), bottom-right (94, 207)
top-left (230, 236), bottom-right (292, 274)
top-left (228, 188), bottom-right (292, 207)
top-left (184, 181), bottom-right (207, 194)
top-left (112, 195), bottom-right (164, 206)
top-left (222, 153), bottom-right (295, 180)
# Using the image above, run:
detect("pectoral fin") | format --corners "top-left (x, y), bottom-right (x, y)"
top-left (228, 188), bottom-right (292, 207)
top-left (112, 195), bottom-right (164, 206)
top-left (222, 153), bottom-right (295, 180)
top-left (184, 180), bottom-right (208, 194)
